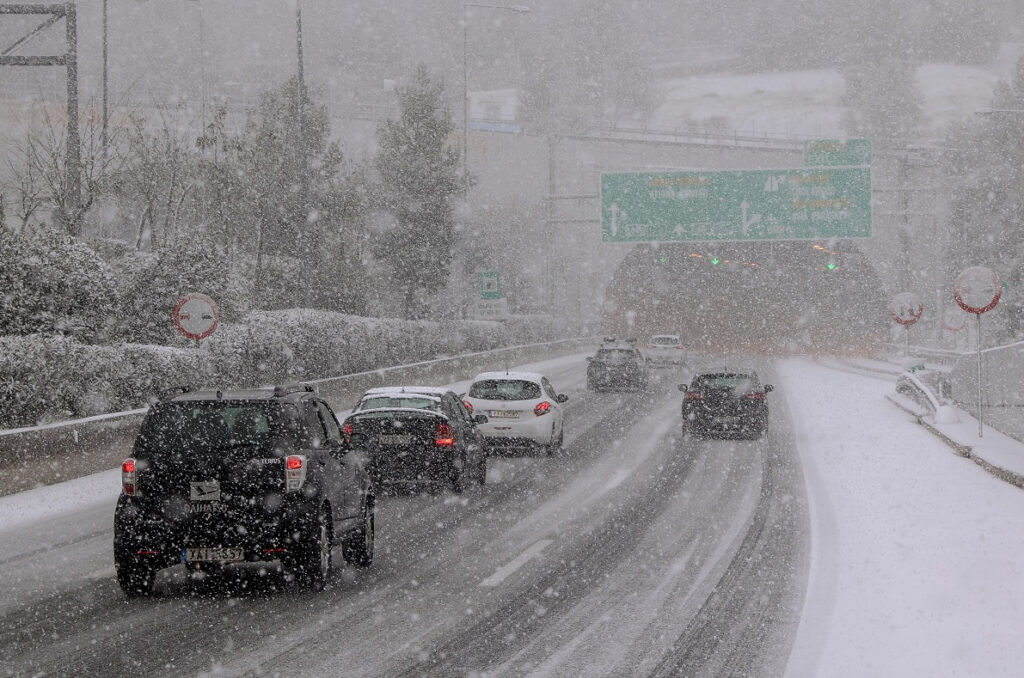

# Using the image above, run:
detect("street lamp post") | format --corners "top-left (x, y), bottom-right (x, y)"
top-left (462, 2), bottom-right (529, 193)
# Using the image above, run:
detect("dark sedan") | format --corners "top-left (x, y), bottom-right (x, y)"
top-left (679, 370), bottom-right (773, 439)
top-left (587, 346), bottom-right (649, 392)
top-left (343, 387), bottom-right (488, 493)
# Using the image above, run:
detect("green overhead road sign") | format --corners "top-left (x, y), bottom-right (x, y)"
top-left (600, 168), bottom-right (871, 243)
top-left (480, 271), bottom-right (501, 299)
top-left (804, 139), bottom-right (872, 166)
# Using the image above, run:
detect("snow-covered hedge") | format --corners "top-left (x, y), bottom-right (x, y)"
top-left (0, 312), bottom-right (562, 428)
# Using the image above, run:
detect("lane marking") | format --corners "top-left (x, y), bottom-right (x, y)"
top-left (479, 539), bottom-right (553, 587)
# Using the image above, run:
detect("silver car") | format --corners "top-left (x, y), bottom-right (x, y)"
top-left (645, 334), bottom-right (686, 366)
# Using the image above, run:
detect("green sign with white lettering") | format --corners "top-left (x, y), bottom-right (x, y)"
top-left (480, 271), bottom-right (501, 299)
top-left (600, 168), bottom-right (871, 243)
top-left (804, 139), bottom-right (872, 166)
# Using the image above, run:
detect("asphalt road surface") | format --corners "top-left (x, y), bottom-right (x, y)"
top-left (1, 354), bottom-right (809, 677)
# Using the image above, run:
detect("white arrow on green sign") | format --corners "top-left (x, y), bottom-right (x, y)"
top-left (600, 168), bottom-right (871, 243)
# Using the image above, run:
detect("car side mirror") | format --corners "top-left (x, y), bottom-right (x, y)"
top-left (763, 384), bottom-right (774, 393)
top-left (677, 384), bottom-right (688, 391)
top-left (474, 414), bottom-right (488, 424)
top-left (556, 394), bottom-right (569, 403)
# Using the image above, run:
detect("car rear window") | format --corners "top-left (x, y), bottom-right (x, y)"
top-left (595, 349), bottom-right (637, 363)
top-left (468, 379), bottom-right (542, 401)
top-left (135, 400), bottom-right (303, 459)
top-left (692, 374), bottom-right (759, 392)
top-left (358, 396), bottom-right (439, 411)
top-left (652, 336), bottom-right (679, 345)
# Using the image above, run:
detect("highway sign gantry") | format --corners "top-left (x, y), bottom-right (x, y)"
top-left (600, 168), bottom-right (871, 243)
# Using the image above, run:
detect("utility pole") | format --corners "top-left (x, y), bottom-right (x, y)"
top-left (101, 0), bottom-right (107, 166)
top-left (0, 3), bottom-right (82, 234)
top-left (295, 1), bottom-right (313, 307)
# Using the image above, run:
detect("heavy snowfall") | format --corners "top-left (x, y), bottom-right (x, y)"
top-left (2, 1), bottom-right (1024, 676)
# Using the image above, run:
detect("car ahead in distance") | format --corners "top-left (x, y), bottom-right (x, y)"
top-left (646, 334), bottom-right (687, 366)
top-left (587, 339), bottom-right (649, 391)
top-left (113, 384), bottom-right (375, 597)
top-left (679, 369), bottom-right (773, 439)
top-left (462, 371), bottom-right (568, 456)
top-left (342, 386), bottom-right (488, 494)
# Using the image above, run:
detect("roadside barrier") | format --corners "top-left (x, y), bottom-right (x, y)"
top-left (0, 338), bottom-right (594, 497)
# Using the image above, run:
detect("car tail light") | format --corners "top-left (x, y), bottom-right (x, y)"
top-left (534, 401), bottom-right (552, 416)
top-left (746, 392), bottom-right (766, 400)
top-left (342, 423), bottom-right (353, 443)
top-left (676, 345), bottom-right (685, 349)
top-left (685, 392), bottom-right (703, 400)
top-left (435, 422), bottom-right (455, 447)
top-left (122, 458), bottom-right (138, 496)
top-left (647, 344), bottom-right (654, 349)
top-left (462, 400), bottom-right (473, 414)
top-left (285, 455), bottom-right (307, 492)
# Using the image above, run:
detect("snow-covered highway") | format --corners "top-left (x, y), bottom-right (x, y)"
top-left (2, 352), bottom-right (1023, 677)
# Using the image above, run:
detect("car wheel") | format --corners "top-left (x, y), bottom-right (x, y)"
top-left (450, 465), bottom-right (466, 493)
top-left (476, 455), bottom-right (487, 485)
top-left (292, 504), bottom-right (332, 591)
top-left (546, 425), bottom-right (564, 456)
top-left (342, 498), bottom-right (375, 568)
top-left (115, 553), bottom-right (157, 597)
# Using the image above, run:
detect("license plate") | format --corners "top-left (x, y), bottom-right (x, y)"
top-left (489, 410), bottom-right (520, 419)
top-left (190, 480), bottom-right (221, 501)
top-left (183, 547), bottom-right (244, 563)
top-left (379, 434), bottom-right (413, 445)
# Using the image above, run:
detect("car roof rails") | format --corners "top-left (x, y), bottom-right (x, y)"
top-left (273, 383), bottom-right (316, 398)
top-left (158, 385), bottom-right (193, 402)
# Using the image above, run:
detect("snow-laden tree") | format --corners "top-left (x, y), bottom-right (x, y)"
top-left (0, 225), bottom-right (120, 342)
top-left (374, 64), bottom-right (464, 319)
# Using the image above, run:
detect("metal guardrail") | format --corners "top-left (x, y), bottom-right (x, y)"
top-left (0, 337), bottom-right (596, 497)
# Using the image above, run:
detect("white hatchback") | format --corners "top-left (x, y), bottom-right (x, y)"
top-left (646, 334), bottom-right (687, 366)
top-left (462, 371), bottom-right (568, 456)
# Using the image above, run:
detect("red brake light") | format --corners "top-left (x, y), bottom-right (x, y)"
top-left (534, 401), bottom-right (552, 416)
top-left (685, 392), bottom-right (703, 400)
top-left (462, 400), bottom-right (473, 414)
top-left (121, 458), bottom-right (138, 496)
top-left (746, 392), bottom-right (766, 400)
top-left (676, 345), bottom-right (685, 349)
top-left (647, 344), bottom-right (654, 349)
top-left (435, 422), bottom-right (455, 447)
top-left (342, 423), bottom-right (353, 442)
top-left (284, 455), bottom-right (308, 491)
top-left (286, 455), bottom-right (304, 470)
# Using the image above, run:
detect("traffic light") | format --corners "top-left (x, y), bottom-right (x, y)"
top-left (711, 257), bottom-right (720, 266)
top-left (826, 260), bottom-right (836, 271)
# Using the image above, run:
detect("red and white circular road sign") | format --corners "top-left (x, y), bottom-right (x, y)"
top-left (953, 266), bottom-right (1001, 315)
top-left (942, 306), bottom-right (967, 332)
top-left (173, 293), bottom-right (220, 340)
top-left (889, 292), bottom-right (923, 326)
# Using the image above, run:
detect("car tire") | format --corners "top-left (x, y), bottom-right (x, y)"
top-left (115, 553), bottom-right (157, 597)
top-left (546, 425), bottom-right (564, 457)
top-left (292, 504), bottom-right (332, 591)
top-left (342, 498), bottom-right (375, 568)
top-left (476, 456), bottom-right (487, 485)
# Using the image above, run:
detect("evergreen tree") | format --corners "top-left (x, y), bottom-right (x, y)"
top-left (375, 65), bottom-right (464, 319)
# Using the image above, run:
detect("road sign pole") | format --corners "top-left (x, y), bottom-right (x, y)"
top-left (905, 325), bottom-right (910, 357)
top-left (977, 313), bottom-right (983, 438)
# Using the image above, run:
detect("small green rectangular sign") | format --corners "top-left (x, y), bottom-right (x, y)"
top-left (804, 139), bottom-right (872, 166)
top-left (600, 168), bottom-right (871, 243)
top-left (480, 271), bottom-right (501, 299)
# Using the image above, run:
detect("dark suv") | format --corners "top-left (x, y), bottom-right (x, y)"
top-left (678, 369), bottom-right (773, 439)
top-left (113, 384), bottom-right (375, 596)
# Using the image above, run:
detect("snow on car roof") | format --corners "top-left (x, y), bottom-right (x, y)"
top-left (361, 386), bottom-right (448, 399)
top-left (472, 371), bottom-right (543, 383)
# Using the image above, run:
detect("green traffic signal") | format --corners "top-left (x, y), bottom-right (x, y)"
top-left (711, 257), bottom-right (720, 266)
top-left (827, 261), bottom-right (836, 270)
